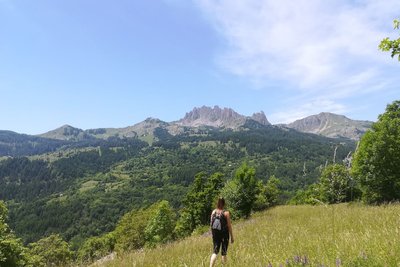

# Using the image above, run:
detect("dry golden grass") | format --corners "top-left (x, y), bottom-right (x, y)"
top-left (97, 204), bottom-right (400, 267)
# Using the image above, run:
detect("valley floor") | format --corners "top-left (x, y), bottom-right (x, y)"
top-left (96, 204), bottom-right (400, 267)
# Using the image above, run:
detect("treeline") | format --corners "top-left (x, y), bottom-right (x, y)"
top-left (0, 131), bottom-right (67, 157)
top-left (154, 125), bottom-right (347, 158)
top-left (0, 132), bottom-right (148, 157)
top-left (290, 100), bottom-right (400, 204)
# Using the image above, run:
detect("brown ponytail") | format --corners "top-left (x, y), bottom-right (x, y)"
top-left (216, 197), bottom-right (225, 210)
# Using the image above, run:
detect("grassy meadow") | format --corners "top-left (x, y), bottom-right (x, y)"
top-left (95, 204), bottom-right (400, 267)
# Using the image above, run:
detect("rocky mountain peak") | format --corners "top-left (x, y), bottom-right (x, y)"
top-left (182, 106), bottom-right (242, 122)
top-left (177, 106), bottom-right (270, 128)
top-left (251, 111), bottom-right (270, 125)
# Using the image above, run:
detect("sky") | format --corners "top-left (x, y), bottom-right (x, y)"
top-left (0, 0), bottom-right (399, 134)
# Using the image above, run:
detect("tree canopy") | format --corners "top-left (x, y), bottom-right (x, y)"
top-left (352, 100), bottom-right (400, 203)
top-left (28, 234), bottom-right (73, 267)
top-left (222, 163), bottom-right (259, 219)
top-left (0, 201), bottom-right (29, 267)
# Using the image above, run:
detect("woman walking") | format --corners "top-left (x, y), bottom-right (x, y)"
top-left (210, 198), bottom-right (234, 266)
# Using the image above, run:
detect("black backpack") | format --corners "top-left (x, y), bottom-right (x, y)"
top-left (211, 210), bottom-right (227, 231)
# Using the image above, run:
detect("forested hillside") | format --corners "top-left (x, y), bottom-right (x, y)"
top-left (0, 125), bottom-right (354, 250)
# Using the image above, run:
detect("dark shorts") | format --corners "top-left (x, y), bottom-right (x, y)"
top-left (212, 229), bottom-right (229, 256)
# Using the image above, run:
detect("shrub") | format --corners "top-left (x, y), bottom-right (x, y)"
top-left (28, 234), bottom-right (73, 267)
top-left (77, 233), bottom-right (115, 263)
top-left (319, 164), bottom-right (354, 204)
top-left (144, 200), bottom-right (176, 247)
top-left (114, 200), bottom-right (176, 251)
top-left (114, 206), bottom-right (154, 251)
top-left (288, 184), bottom-right (323, 205)
top-left (221, 163), bottom-right (259, 219)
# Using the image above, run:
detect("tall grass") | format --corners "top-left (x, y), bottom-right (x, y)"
top-left (97, 204), bottom-right (400, 266)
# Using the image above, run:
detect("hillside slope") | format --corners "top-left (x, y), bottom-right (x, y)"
top-left (98, 204), bottom-right (400, 267)
top-left (0, 130), bottom-right (68, 156)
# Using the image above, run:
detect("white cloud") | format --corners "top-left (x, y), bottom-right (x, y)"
top-left (195, 0), bottom-right (400, 122)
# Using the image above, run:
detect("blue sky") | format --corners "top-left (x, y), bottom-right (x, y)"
top-left (1, 0), bottom-right (399, 134)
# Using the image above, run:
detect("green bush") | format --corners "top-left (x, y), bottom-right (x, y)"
top-left (77, 233), bottom-right (115, 263)
top-left (253, 180), bottom-right (269, 211)
top-left (264, 175), bottom-right (281, 207)
top-left (28, 234), bottom-right (73, 267)
top-left (114, 200), bottom-right (176, 251)
top-left (174, 210), bottom-right (194, 239)
top-left (144, 200), bottom-right (176, 247)
top-left (319, 164), bottom-right (355, 204)
top-left (288, 184), bottom-right (323, 205)
top-left (113, 207), bottom-right (154, 251)
top-left (222, 163), bottom-right (259, 219)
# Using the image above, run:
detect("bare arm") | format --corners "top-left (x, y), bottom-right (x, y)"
top-left (225, 211), bottom-right (234, 243)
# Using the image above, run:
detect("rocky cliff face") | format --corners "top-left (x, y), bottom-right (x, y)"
top-left (177, 106), bottom-right (270, 129)
top-left (251, 111), bottom-right (270, 126)
top-left (286, 112), bottom-right (373, 140)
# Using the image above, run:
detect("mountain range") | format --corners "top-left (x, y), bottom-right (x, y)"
top-left (0, 106), bottom-right (373, 157)
top-left (38, 106), bottom-right (372, 142)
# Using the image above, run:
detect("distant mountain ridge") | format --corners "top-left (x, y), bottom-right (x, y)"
top-left (37, 106), bottom-right (271, 142)
top-left (286, 112), bottom-right (373, 140)
top-left (32, 106), bottom-right (373, 144)
top-left (38, 119), bottom-right (166, 141)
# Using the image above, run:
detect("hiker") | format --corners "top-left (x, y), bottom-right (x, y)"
top-left (210, 197), bottom-right (234, 267)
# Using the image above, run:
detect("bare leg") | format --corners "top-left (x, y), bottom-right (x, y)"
top-left (210, 253), bottom-right (218, 267)
top-left (222, 255), bottom-right (227, 264)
